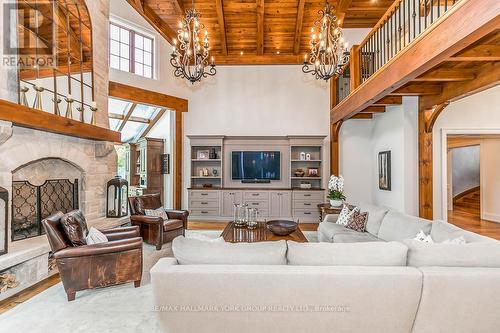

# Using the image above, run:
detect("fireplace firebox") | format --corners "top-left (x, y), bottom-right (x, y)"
top-left (11, 179), bottom-right (78, 241)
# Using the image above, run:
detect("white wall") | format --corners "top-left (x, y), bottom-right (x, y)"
top-left (451, 145), bottom-right (480, 196)
top-left (433, 85), bottom-right (500, 219)
top-left (481, 139), bottom-right (500, 222)
top-left (340, 97), bottom-right (418, 215)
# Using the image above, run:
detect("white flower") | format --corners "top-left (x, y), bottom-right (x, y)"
top-left (338, 175), bottom-right (344, 192)
top-left (328, 175), bottom-right (340, 191)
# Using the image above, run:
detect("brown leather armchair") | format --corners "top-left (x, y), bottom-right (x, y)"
top-left (128, 194), bottom-right (188, 250)
top-left (42, 212), bottom-right (143, 301)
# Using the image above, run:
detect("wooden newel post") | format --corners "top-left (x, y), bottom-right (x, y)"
top-left (350, 45), bottom-right (361, 92)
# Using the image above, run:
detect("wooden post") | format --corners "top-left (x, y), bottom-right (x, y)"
top-left (330, 121), bottom-right (343, 176)
top-left (174, 110), bottom-right (183, 210)
top-left (330, 77), bottom-right (338, 110)
top-left (350, 45), bottom-right (361, 92)
top-left (418, 98), bottom-right (449, 219)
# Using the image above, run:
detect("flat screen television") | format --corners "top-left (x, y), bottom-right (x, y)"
top-left (231, 151), bottom-right (280, 180)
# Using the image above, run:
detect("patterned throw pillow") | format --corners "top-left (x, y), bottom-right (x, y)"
top-left (60, 210), bottom-right (89, 246)
top-left (145, 207), bottom-right (169, 220)
top-left (345, 210), bottom-right (368, 232)
top-left (336, 204), bottom-right (359, 226)
top-left (86, 227), bottom-right (108, 245)
top-left (414, 230), bottom-right (434, 243)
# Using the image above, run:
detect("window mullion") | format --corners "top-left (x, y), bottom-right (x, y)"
top-left (130, 30), bottom-right (135, 74)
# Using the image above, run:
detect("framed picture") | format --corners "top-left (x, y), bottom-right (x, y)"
top-left (378, 151), bottom-right (391, 191)
top-left (197, 149), bottom-right (210, 160)
top-left (307, 167), bottom-right (319, 177)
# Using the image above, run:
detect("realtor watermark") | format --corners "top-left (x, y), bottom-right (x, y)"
top-left (153, 304), bottom-right (351, 313)
top-left (3, 1), bottom-right (55, 68)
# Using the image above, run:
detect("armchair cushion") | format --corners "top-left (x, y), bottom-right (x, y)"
top-left (163, 219), bottom-right (183, 231)
top-left (101, 226), bottom-right (140, 241)
top-left (166, 210), bottom-right (189, 221)
top-left (130, 215), bottom-right (163, 224)
top-left (60, 210), bottom-right (89, 246)
top-left (53, 237), bottom-right (143, 259)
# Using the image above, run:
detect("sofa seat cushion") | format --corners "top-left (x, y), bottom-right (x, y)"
top-left (357, 203), bottom-right (390, 236)
top-left (317, 222), bottom-right (350, 242)
top-left (163, 219), bottom-right (183, 231)
top-left (333, 232), bottom-right (383, 243)
top-left (172, 236), bottom-right (287, 265)
top-left (403, 239), bottom-right (500, 267)
top-left (431, 220), bottom-right (496, 243)
top-left (377, 210), bottom-right (432, 242)
top-left (287, 241), bottom-right (408, 266)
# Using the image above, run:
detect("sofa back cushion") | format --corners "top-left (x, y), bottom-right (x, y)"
top-left (60, 210), bottom-right (88, 246)
top-left (377, 210), bottom-right (432, 242)
top-left (287, 241), bottom-right (408, 266)
top-left (172, 236), bottom-right (287, 265)
top-left (403, 239), bottom-right (500, 267)
top-left (431, 220), bottom-right (495, 243)
top-left (357, 203), bottom-right (390, 236)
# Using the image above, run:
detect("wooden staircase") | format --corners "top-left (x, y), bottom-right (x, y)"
top-left (453, 187), bottom-right (480, 214)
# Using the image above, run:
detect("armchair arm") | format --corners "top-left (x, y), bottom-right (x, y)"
top-left (102, 226), bottom-right (140, 240)
top-left (53, 237), bottom-right (143, 259)
top-left (323, 214), bottom-right (340, 223)
top-left (165, 210), bottom-right (189, 222)
top-left (130, 215), bottom-right (162, 225)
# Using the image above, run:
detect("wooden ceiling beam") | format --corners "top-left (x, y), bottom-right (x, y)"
top-left (391, 84), bottom-right (443, 96)
top-left (215, 0), bottom-right (228, 55)
top-left (360, 106), bottom-right (386, 113)
top-left (414, 68), bottom-right (476, 82)
top-left (336, 0), bottom-right (354, 24)
top-left (256, 0), bottom-right (265, 55)
top-left (293, 0), bottom-right (306, 55)
top-left (172, 0), bottom-right (185, 15)
top-left (126, 0), bottom-right (177, 45)
top-left (421, 61), bottom-right (500, 109)
top-left (373, 96), bottom-right (402, 105)
top-left (213, 54), bottom-right (304, 65)
top-left (448, 44), bottom-right (500, 62)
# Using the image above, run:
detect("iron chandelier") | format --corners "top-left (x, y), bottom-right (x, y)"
top-left (170, 0), bottom-right (216, 84)
top-left (302, 1), bottom-right (349, 81)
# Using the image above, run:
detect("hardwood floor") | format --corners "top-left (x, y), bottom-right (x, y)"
top-left (448, 189), bottom-right (500, 240)
top-left (0, 274), bottom-right (61, 314)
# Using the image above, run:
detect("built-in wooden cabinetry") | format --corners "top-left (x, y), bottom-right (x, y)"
top-left (187, 135), bottom-right (326, 222)
top-left (128, 138), bottom-right (164, 198)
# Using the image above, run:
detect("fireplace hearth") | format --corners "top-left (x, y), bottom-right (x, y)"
top-left (11, 179), bottom-right (78, 241)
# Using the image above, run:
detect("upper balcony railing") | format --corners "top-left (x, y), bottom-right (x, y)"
top-left (332, 0), bottom-right (462, 104)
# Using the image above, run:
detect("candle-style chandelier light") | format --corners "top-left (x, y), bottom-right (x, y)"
top-left (302, 1), bottom-right (349, 81)
top-left (170, 0), bottom-right (216, 84)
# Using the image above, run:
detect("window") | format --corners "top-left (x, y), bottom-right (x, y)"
top-left (110, 23), bottom-right (154, 78)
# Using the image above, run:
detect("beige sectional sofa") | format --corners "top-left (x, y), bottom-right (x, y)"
top-left (151, 229), bottom-right (500, 333)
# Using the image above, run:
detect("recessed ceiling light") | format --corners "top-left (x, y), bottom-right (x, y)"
top-left (240, 51), bottom-right (244, 55)
top-left (276, 50), bottom-right (280, 55)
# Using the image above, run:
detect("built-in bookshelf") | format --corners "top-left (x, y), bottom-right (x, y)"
top-left (190, 136), bottom-right (224, 189)
top-left (290, 144), bottom-right (323, 190)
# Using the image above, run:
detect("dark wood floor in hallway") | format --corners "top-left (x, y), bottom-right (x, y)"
top-left (448, 189), bottom-right (500, 240)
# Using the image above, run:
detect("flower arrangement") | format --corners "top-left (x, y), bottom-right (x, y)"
top-left (328, 175), bottom-right (346, 205)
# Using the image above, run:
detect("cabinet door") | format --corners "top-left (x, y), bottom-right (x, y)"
top-left (280, 191), bottom-right (292, 218)
top-left (222, 191), bottom-right (242, 217)
top-left (269, 192), bottom-right (281, 217)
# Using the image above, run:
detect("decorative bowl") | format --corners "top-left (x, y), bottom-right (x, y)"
top-left (266, 220), bottom-right (298, 236)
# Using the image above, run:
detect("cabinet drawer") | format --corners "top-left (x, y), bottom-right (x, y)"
top-left (293, 209), bottom-right (320, 221)
top-left (189, 191), bottom-right (219, 200)
top-left (294, 201), bottom-right (317, 209)
top-left (254, 209), bottom-right (269, 217)
top-left (293, 191), bottom-right (324, 201)
top-left (243, 191), bottom-right (269, 200)
top-left (245, 201), bottom-right (269, 210)
top-left (189, 199), bottom-right (219, 209)
top-left (190, 208), bottom-right (219, 216)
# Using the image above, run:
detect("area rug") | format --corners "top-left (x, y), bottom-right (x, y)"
top-left (0, 230), bottom-right (317, 333)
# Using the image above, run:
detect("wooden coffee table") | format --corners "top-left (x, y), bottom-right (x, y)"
top-left (221, 222), bottom-right (308, 243)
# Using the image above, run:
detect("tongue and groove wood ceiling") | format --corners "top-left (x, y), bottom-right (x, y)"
top-left (127, 0), bottom-right (394, 64)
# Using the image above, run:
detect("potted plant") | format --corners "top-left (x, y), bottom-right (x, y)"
top-left (328, 175), bottom-right (346, 207)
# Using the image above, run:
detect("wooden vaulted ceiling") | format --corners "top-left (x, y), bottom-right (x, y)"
top-left (127, 0), bottom-right (394, 64)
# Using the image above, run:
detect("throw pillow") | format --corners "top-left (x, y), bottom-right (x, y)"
top-left (60, 210), bottom-right (88, 246)
top-left (86, 227), bottom-right (108, 245)
top-left (145, 207), bottom-right (169, 220)
top-left (442, 236), bottom-right (467, 245)
top-left (336, 204), bottom-right (359, 226)
top-left (414, 230), bottom-right (434, 243)
top-left (345, 210), bottom-right (368, 232)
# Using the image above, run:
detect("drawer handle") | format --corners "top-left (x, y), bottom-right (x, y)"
top-left (303, 203), bottom-right (311, 206)
top-left (201, 211), bottom-right (208, 214)
top-left (201, 193), bottom-right (208, 196)
top-left (251, 203), bottom-right (259, 206)
top-left (304, 194), bottom-right (311, 197)
top-left (252, 193), bottom-right (259, 196)
top-left (304, 212), bottom-right (311, 215)
top-left (201, 202), bottom-right (208, 205)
